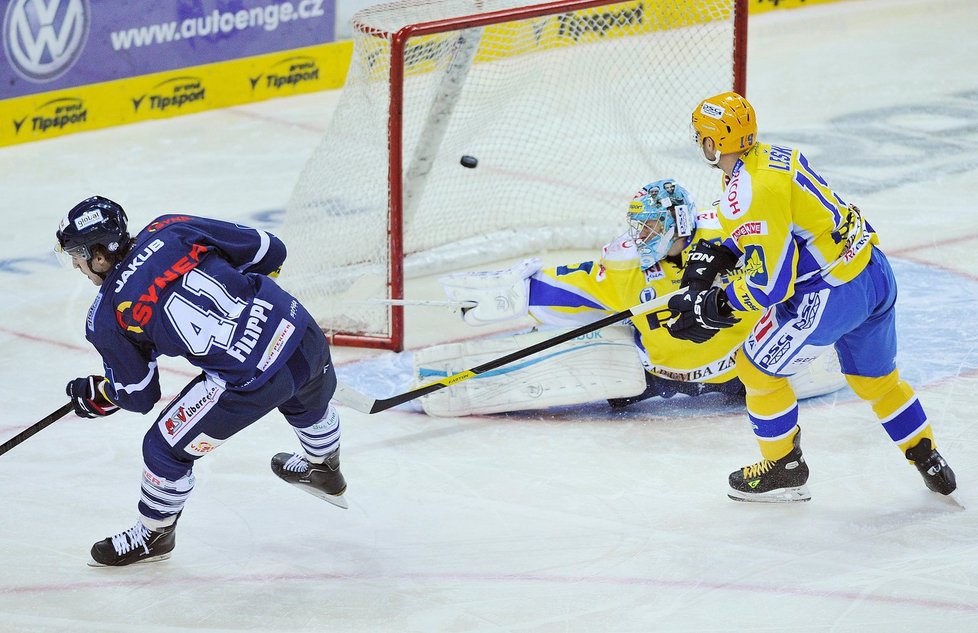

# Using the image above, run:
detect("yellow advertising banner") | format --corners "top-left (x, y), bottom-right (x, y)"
top-left (750, 0), bottom-right (848, 14)
top-left (0, 41), bottom-right (352, 147)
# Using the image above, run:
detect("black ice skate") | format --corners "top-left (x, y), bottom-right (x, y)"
top-left (905, 438), bottom-right (957, 495)
top-left (89, 520), bottom-right (177, 567)
top-left (271, 450), bottom-right (348, 509)
top-left (728, 428), bottom-right (811, 503)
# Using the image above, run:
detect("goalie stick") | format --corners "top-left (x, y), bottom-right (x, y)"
top-left (334, 288), bottom-right (685, 414)
top-left (0, 402), bottom-right (73, 457)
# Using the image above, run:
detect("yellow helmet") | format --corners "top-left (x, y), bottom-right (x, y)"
top-left (691, 92), bottom-right (757, 165)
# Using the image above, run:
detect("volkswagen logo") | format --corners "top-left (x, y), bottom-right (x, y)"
top-left (3, 0), bottom-right (90, 83)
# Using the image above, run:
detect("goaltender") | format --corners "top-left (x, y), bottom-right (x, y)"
top-left (416, 178), bottom-right (845, 416)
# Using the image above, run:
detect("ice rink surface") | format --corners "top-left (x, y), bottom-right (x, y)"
top-left (2, 0), bottom-right (978, 631)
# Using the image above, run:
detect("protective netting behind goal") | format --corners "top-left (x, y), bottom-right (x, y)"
top-left (280, 0), bottom-right (746, 349)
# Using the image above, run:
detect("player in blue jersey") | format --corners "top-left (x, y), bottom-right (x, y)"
top-left (668, 92), bottom-right (956, 502)
top-left (57, 196), bottom-right (348, 566)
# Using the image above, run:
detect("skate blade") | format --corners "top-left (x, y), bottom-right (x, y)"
top-left (292, 483), bottom-right (349, 509)
top-left (87, 552), bottom-right (172, 568)
top-left (728, 485), bottom-right (812, 503)
top-left (939, 491), bottom-right (965, 510)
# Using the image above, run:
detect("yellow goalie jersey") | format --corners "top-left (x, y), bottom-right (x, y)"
top-left (717, 142), bottom-right (879, 312)
top-left (527, 211), bottom-right (761, 385)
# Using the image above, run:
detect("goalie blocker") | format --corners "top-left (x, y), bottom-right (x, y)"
top-left (414, 327), bottom-right (846, 417)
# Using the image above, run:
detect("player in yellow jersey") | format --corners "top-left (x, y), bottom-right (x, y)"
top-left (421, 179), bottom-right (845, 417)
top-left (526, 179), bottom-right (755, 404)
top-left (668, 91), bottom-right (956, 501)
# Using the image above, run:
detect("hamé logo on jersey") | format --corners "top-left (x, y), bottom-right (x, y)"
top-left (731, 221), bottom-right (767, 240)
top-left (3, 0), bottom-right (90, 83)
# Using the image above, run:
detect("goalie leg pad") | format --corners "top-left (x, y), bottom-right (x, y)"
top-left (414, 325), bottom-right (646, 416)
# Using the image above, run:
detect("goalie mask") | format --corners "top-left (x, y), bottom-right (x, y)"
top-left (626, 179), bottom-right (696, 270)
top-left (56, 196), bottom-right (130, 261)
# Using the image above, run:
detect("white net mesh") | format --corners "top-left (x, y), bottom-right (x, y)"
top-left (281, 0), bottom-right (742, 346)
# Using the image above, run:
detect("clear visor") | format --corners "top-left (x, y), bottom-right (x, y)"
top-left (54, 241), bottom-right (91, 267)
top-left (690, 124), bottom-right (703, 157)
top-left (690, 123), bottom-right (720, 166)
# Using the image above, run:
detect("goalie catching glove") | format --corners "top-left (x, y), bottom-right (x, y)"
top-left (66, 375), bottom-right (120, 418)
top-left (439, 257), bottom-right (543, 326)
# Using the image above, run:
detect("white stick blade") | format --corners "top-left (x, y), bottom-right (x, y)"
top-left (333, 383), bottom-right (375, 414)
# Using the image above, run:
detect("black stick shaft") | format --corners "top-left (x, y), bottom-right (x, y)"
top-left (365, 289), bottom-right (681, 414)
top-left (0, 403), bottom-right (73, 457)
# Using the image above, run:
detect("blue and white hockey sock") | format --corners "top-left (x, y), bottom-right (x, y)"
top-left (138, 466), bottom-right (195, 530)
top-left (293, 404), bottom-right (340, 463)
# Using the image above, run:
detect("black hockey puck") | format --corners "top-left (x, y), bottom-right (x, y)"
top-left (460, 155), bottom-right (478, 168)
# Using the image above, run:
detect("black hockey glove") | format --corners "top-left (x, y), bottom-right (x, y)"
top-left (667, 287), bottom-right (740, 343)
top-left (680, 240), bottom-right (739, 294)
top-left (66, 375), bottom-right (120, 418)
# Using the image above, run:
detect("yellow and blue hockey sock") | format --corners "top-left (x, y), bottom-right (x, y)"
top-left (845, 370), bottom-right (934, 456)
top-left (737, 349), bottom-right (800, 461)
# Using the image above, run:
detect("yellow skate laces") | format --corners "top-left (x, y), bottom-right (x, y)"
top-left (741, 459), bottom-right (776, 479)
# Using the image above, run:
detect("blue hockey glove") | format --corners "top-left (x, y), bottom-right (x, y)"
top-left (66, 375), bottom-right (120, 418)
top-left (667, 287), bottom-right (740, 343)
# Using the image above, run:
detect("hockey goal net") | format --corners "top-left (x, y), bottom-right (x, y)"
top-left (281, 0), bottom-right (747, 350)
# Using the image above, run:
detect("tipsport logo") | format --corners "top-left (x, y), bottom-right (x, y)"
top-left (12, 95), bottom-right (88, 135)
top-left (3, 0), bottom-right (90, 83)
top-left (132, 76), bottom-right (207, 113)
top-left (249, 55), bottom-right (320, 93)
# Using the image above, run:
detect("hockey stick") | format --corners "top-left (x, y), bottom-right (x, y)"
top-left (334, 287), bottom-right (685, 414)
top-left (0, 402), bottom-right (73, 457)
top-left (350, 298), bottom-right (477, 309)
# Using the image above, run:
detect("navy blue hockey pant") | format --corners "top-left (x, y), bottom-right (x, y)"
top-left (137, 325), bottom-right (338, 526)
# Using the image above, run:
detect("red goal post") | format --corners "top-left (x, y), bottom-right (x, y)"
top-left (282, 0), bottom-right (748, 351)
